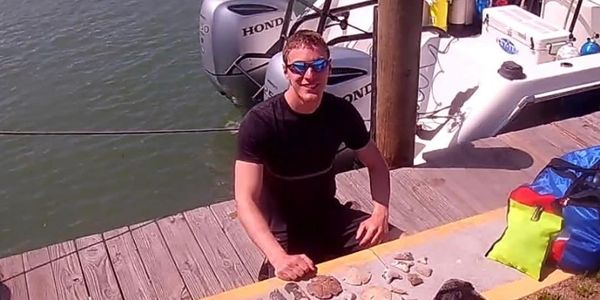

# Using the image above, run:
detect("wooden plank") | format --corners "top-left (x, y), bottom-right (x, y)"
top-left (48, 241), bottom-right (89, 299)
top-left (414, 138), bottom-right (536, 209)
top-left (184, 207), bottom-right (254, 290)
top-left (411, 168), bottom-right (486, 210)
top-left (584, 112), bottom-right (600, 124)
top-left (413, 167), bottom-right (521, 210)
top-left (473, 137), bottom-right (538, 173)
top-left (340, 165), bottom-right (490, 234)
top-left (336, 170), bottom-right (408, 241)
top-left (499, 123), bottom-right (587, 179)
top-left (395, 168), bottom-right (477, 221)
top-left (23, 247), bottom-right (59, 300)
top-left (418, 143), bottom-right (533, 208)
top-left (157, 213), bottom-right (223, 298)
top-left (335, 170), bottom-right (375, 212)
top-left (129, 220), bottom-right (152, 231)
top-left (103, 227), bottom-right (158, 300)
top-left (421, 138), bottom-right (536, 173)
top-left (497, 124), bottom-right (578, 169)
top-left (473, 137), bottom-right (540, 178)
top-left (130, 222), bottom-right (190, 300)
top-left (527, 123), bottom-right (587, 153)
top-left (553, 114), bottom-right (600, 147)
top-left (385, 170), bottom-right (462, 233)
top-left (343, 168), bottom-right (446, 238)
top-left (579, 113), bottom-right (600, 139)
top-left (417, 138), bottom-right (537, 211)
top-left (209, 202), bottom-right (264, 281)
top-left (0, 254), bottom-right (28, 300)
top-left (416, 137), bottom-right (534, 210)
top-left (344, 168), bottom-right (428, 234)
top-left (75, 234), bottom-right (122, 300)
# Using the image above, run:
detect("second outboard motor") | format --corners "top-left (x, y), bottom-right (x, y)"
top-left (199, 0), bottom-right (292, 106)
top-left (264, 47), bottom-right (373, 127)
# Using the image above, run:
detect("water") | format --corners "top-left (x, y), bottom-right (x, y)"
top-left (0, 0), bottom-right (241, 257)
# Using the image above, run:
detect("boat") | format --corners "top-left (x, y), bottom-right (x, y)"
top-left (198, 0), bottom-right (600, 164)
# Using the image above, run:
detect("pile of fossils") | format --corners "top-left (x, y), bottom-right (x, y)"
top-left (267, 251), bottom-right (433, 300)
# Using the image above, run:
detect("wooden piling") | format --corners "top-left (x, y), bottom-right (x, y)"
top-left (375, 0), bottom-right (423, 168)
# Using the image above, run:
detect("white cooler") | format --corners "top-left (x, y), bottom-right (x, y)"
top-left (480, 5), bottom-right (571, 64)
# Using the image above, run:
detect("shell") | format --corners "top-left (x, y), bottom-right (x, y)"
top-left (390, 286), bottom-right (408, 295)
top-left (342, 266), bottom-right (372, 286)
top-left (393, 251), bottom-right (414, 261)
top-left (414, 265), bottom-right (433, 277)
top-left (306, 275), bottom-right (343, 299)
top-left (359, 286), bottom-right (392, 300)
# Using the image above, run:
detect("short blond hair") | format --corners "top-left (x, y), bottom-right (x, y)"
top-left (282, 30), bottom-right (330, 64)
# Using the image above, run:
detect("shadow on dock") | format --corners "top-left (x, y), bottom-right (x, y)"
top-left (0, 283), bottom-right (11, 300)
top-left (419, 143), bottom-right (533, 170)
top-left (383, 226), bottom-right (403, 243)
top-left (334, 141), bottom-right (534, 172)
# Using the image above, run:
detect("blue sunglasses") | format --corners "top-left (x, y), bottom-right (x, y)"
top-left (286, 58), bottom-right (330, 75)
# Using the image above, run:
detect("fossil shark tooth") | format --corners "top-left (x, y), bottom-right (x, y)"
top-left (382, 268), bottom-right (403, 284)
top-left (407, 273), bottom-right (424, 286)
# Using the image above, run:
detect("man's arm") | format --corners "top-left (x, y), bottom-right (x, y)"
top-left (234, 160), bottom-right (315, 280)
top-left (355, 139), bottom-right (390, 209)
top-left (353, 140), bottom-right (390, 246)
top-left (234, 160), bottom-right (287, 262)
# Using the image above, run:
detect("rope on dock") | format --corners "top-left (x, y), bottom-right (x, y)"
top-left (0, 127), bottom-right (239, 136)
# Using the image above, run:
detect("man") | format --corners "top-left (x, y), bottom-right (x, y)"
top-left (234, 29), bottom-right (390, 281)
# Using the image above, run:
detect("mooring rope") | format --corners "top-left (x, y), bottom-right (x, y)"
top-left (0, 127), bottom-right (239, 136)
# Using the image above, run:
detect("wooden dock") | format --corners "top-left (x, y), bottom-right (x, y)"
top-left (0, 112), bottom-right (598, 300)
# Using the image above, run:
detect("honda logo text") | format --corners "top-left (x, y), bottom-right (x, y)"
top-left (343, 83), bottom-right (372, 103)
top-left (242, 18), bottom-right (284, 37)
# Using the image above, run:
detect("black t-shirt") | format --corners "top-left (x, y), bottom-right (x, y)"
top-left (236, 92), bottom-right (369, 222)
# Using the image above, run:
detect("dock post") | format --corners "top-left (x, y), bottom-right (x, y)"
top-left (375, 0), bottom-right (423, 168)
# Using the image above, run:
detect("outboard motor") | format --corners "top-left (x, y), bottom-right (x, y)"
top-left (199, 0), bottom-right (292, 106)
top-left (264, 47), bottom-right (373, 127)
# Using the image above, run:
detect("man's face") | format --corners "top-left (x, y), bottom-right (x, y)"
top-left (284, 45), bottom-right (330, 104)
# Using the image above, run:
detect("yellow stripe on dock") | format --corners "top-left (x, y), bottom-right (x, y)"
top-left (370, 208), bottom-right (505, 256)
top-left (482, 270), bottom-right (573, 300)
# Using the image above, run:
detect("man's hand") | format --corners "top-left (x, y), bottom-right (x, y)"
top-left (356, 205), bottom-right (389, 248)
top-left (272, 253), bottom-right (316, 281)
